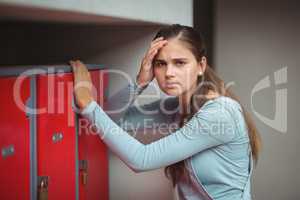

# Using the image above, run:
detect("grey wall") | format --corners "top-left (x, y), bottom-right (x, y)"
top-left (0, 21), bottom-right (173, 199)
top-left (0, 0), bottom-right (193, 26)
top-left (214, 0), bottom-right (300, 199)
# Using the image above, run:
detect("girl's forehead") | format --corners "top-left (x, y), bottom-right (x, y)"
top-left (165, 38), bottom-right (189, 49)
top-left (156, 39), bottom-right (194, 60)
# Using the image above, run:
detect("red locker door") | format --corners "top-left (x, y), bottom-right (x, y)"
top-left (36, 73), bottom-right (77, 200)
top-left (78, 70), bottom-right (109, 200)
top-left (0, 76), bottom-right (31, 200)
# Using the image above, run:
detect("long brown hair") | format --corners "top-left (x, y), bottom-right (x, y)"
top-left (153, 24), bottom-right (262, 187)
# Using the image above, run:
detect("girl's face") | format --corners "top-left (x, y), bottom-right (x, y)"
top-left (153, 38), bottom-right (204, 96)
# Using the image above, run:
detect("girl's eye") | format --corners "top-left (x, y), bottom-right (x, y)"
top-left (154, 62), bottom-right (166, 67)
top-left (175, 61), bottom-right (185, 66)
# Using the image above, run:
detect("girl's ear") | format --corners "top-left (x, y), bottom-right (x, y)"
top-left (198, 56), bottom-right (207, 74)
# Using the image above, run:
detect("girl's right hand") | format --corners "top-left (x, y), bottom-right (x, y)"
top-left (136, 37), bottom-right (168, 87)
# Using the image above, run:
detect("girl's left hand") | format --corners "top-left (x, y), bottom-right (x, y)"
top-left (70, 60), bottom-right (94, 110)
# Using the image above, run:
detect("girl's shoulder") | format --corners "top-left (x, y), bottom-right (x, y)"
top-left (199, 95), bottom-right (245, 125)
top-left (208, 96), bottom-right (249, 140)
top-left (201, 96), bottom-right (243, 114)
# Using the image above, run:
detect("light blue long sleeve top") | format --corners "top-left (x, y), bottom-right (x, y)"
top-left (79, 79), bottom-right (253, 200)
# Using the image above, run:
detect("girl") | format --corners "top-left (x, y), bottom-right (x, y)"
top-left (70, 24), bottom-right (261, 200)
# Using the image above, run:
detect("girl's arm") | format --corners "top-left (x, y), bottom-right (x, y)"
top-left (80, 98), bottom-right (239, 173)
top-left (103, 78), bottom-right (178, 133)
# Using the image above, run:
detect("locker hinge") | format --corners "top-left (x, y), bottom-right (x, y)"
top-left (79, 160), bottom-right (88, 186)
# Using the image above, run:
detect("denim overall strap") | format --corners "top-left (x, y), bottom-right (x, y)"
top-left (242, 145), bottom-right (254, 200)
top-left (184, 158), bottom-right (214, 200)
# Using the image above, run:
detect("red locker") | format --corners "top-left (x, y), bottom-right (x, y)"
top-left (0, 66), bottom-right (109, 200)
top-left (78, 70), bottom-right (109, 200)
top-left (0, 76), bottom-right (31, 200)
top-left (36, 72), bottom-right (78, 199)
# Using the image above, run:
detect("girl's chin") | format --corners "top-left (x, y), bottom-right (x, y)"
top-left (163, 88), bottom-right (182, 96)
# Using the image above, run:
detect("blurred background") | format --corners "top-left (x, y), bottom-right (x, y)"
top-left (0, 0), bottom-right (299, 199)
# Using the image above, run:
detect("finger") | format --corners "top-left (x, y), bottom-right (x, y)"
top-left (76, 60), bottom-right (84, 65)
top-left (75, 61), bottom-right (91, 81)
top-left (70, 60), bottom-right (77, 73)
top-left (71, 61), bottom-right (82, 81)
top-left (76, 60), bottom-right (88, 72)
top-left (152, 40), bottom-right (168, 49)
top-left (152, 37), bottom-right (164, 43)
top-left (148, 49), bottom-right (158, 60)
top-left (151, 37), bottom-right (163, 44)
top-left (150, 37), bottom-right (165, 46)
top-left (150, 38), bottom-right (166, 47)
top-left (75, 60), bottom-right (82, 68)
top-left (146, 47), bottom-right (158, 58)
top-left (146, 41), bottom-right (166, 58)
top-left (145, 40), bottom-right (166, 59)
top-left (143, 50), bottom-right (158, 67)
top-left (72, 60), bottom-right (81, 71)
top-left (148, 41), bottom-right (167, 55)
top-left (74, 61), bottom-right (85, 74)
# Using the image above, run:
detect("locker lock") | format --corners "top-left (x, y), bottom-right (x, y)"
top-left (52, 132), bottom-right (63, 143)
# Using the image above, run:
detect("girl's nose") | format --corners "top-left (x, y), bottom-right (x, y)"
top-left (165, 65), bottom-right (176, 77)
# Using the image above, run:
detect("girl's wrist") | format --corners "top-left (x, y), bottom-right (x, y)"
top-left (78, 97), bottom-right (94, 110)
top-left (135, 75), bottom-right (149, 89)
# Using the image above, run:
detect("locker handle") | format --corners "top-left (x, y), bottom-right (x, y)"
top-left (38, 176), bottom-right (49, 200)
top-left (1, 145), bottom-right (14, 158)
